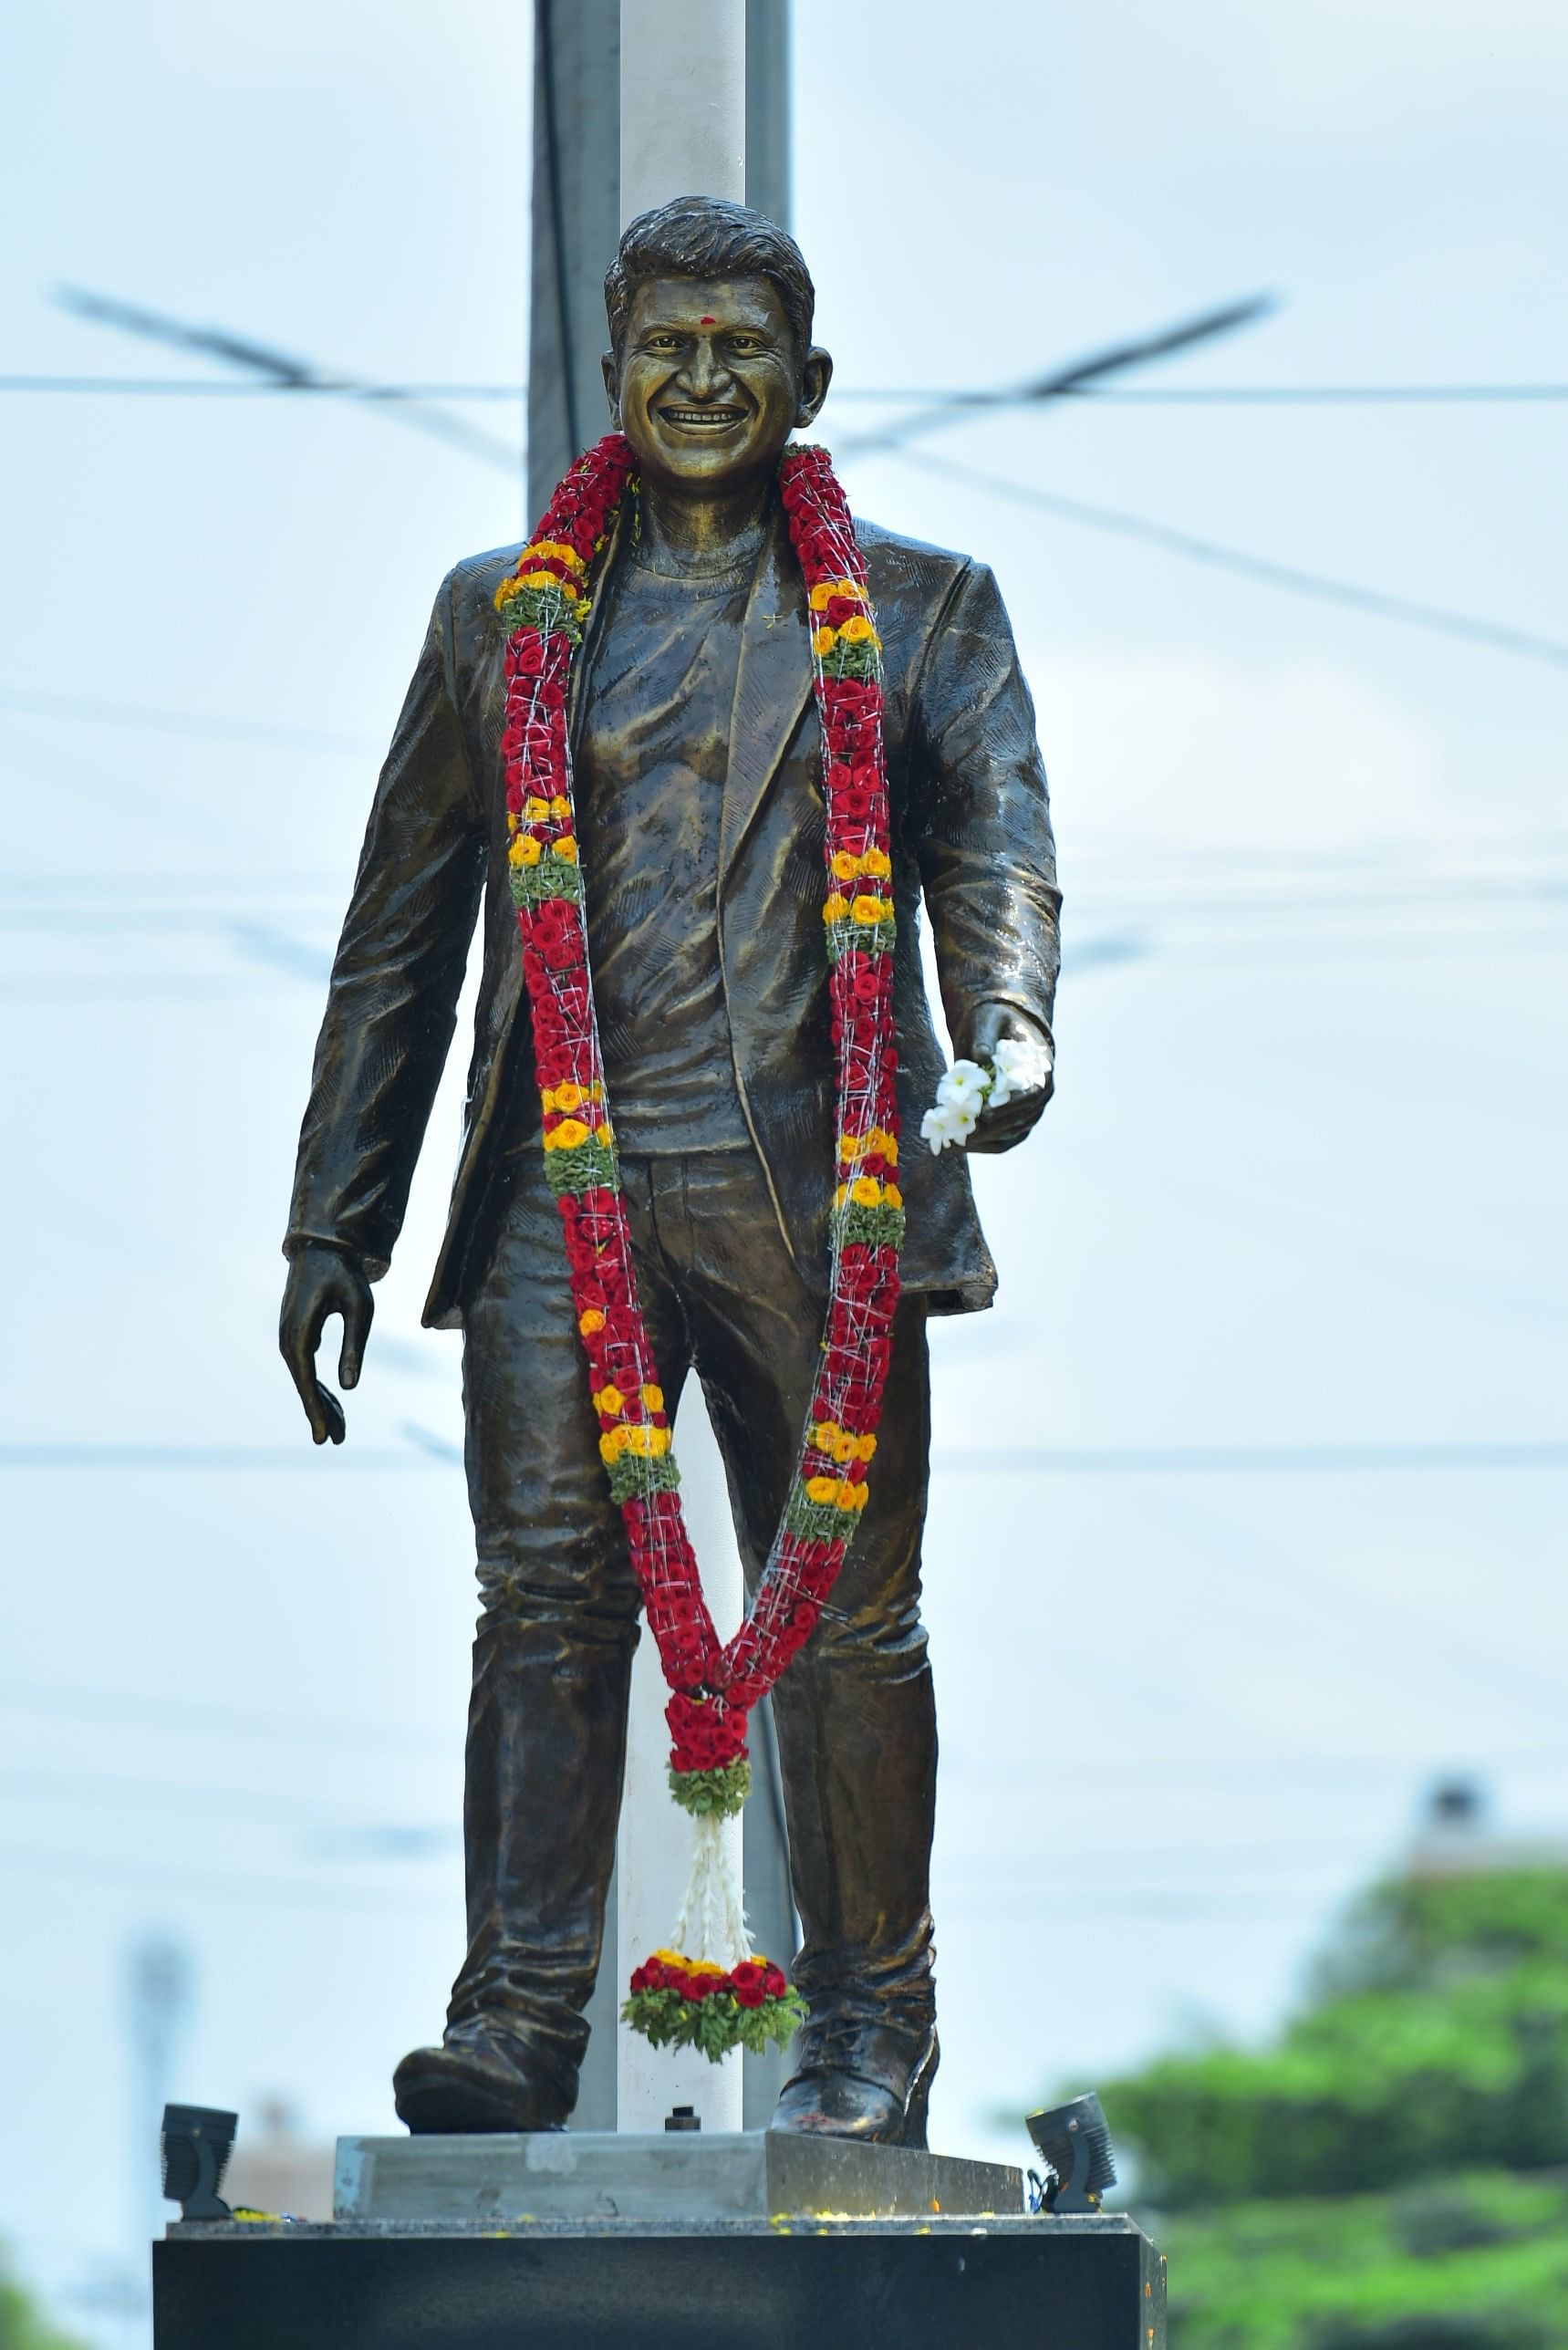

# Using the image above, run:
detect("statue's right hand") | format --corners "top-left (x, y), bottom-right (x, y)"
top-left (279, 1243), bottom-right (375, 1446)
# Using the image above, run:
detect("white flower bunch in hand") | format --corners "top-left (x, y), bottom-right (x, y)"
top-left (920, 1033), bottom-right (1054, 1154)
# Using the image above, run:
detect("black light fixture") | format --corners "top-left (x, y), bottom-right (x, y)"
top-left (1026, 2091), bottom-right (1117, 2213)
top-left (161, 2104), bottom-right (237, 2220)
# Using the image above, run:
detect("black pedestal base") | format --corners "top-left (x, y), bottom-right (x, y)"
top-left (155, 2217), bottom-right (1166, 2349)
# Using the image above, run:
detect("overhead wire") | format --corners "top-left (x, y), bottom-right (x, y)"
top-left (5, 377), bottom-right (1568, 404)
top-left (883, 447), bottom-right (1568, 673)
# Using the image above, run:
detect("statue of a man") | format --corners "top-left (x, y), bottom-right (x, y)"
top-left (280, 198), bottom-right (1060, 2147)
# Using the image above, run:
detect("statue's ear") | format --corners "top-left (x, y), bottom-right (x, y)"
top-left (601, 349), bottom-right (620, 426)
top-left (796, 346), bottom-right (833, 428)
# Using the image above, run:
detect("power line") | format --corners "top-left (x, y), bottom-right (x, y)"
top-left (888, 449), bottom-right (1568, 673)
top-left (4, 1438), bottom-right (1563, 1474)
top-left (0, 1437), bottom-right (442, 1471)
top-left (0, 684), bottom-right (376, 754)
top-left (0, 1840), bottom-right (449, 1912)
top-left (0, 1678), bottom-right (449, 1752)
top-left (836, 296), bottom-right (1276, 461)
top-left (935, 1440), bottom-right (1568, 1475)
top-left (5, 376), bottom-right (1568, 404)
top-left (51, 286), bottom-right (521, 472)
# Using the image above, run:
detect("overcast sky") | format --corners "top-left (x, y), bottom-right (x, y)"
top-left (2, 1), bottom-right (1565, 2337)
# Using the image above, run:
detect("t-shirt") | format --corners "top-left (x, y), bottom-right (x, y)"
top-left (571, 544), bottom-right (757, 1154)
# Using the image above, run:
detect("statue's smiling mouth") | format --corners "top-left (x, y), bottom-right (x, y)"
top-left (659, 404), bottom-right (747, 429)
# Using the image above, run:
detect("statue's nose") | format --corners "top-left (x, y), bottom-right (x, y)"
top-left (678, 342), bottom-right (733, 400)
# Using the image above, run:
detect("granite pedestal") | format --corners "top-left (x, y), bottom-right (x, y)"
top-left (153, 2132), bottom-right (1167, 2349)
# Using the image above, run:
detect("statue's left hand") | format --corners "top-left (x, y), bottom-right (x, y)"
top-left (957, 1002), bottom-right (1054, 1154)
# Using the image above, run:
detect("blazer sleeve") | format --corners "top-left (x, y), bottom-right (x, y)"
top-left (284, 570), bottom-right (488, 1279)
top-left (907, 559), bottom-right (1062, 1052)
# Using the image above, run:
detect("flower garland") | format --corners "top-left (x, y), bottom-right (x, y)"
top-left (493, 435), bottom-right (901, 2059)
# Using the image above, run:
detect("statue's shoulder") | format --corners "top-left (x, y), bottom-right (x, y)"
top-left (853, 515), bottom-right (980, 610)
top-left (447, 540), bottom-right (528, 606)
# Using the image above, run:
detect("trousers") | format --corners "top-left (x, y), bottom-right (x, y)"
top-left (452, 1143), bottom-right (939, 2110)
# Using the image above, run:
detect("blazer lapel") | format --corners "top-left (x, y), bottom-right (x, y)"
top-left (568, 503), bottom-right (627, 757)
top-left (720, 504), bottom-right (813, 890)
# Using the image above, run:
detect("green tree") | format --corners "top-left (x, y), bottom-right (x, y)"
top-left (1070, 1866), bottom-right (1568, 2350)
top-left (0, 2257), bottom-right (88, 2350)
top-left (1105, 1872), bottom-right (1568, 2210)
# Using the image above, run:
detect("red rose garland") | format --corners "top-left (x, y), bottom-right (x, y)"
top-left (493, 435), bottom-right (901, 2055)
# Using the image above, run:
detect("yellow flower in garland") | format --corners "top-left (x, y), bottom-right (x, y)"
top-left (831, 850), bottom-right (860, 883)
top-left (861, 847), bottom-right (892, 879)
top-left (550, 795), bottom-right (572, 820)
top-left (811, 626), bottom-right (836, 656)
top-left (641, 1383), bottom-right (664, 1412)
top-left (579, 1307), bottom-right (606, 1336)
top-left (509, 835), bottom-right (542, 868)
top-left (596, 1384), bottom-right (625, 1419)
top-left (525, 538), bottom-right (586, 574)
top-left (546, 1117), bottom-right (591, 1150)
top-left (805, 1473), bottom-right (867, 1512)
top-left (850, 1175), bottom-right (883, 1208)
top-left (549, 1081), bottom-right (584, 1113)
top-left (556, 836), bottom-right (579, 864)
top-left (808, 577), bottom-right (867, 612)
top-left (526, 795), bottom-right (552, 822)
top-left (850, 894), bottom-right (888, 926)
top-left (596, 1121), bottom-right (615, 1147)
top-left (623, 1424), bottom-right (672, 1459)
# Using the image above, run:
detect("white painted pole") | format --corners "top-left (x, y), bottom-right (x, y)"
top-left (619, 0), bottom-right (746, 224)
top-left (615, 0), bottom-right (749, 2136)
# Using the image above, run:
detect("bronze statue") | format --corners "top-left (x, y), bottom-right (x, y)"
top-left (280, 198), bottom-right (1060, 2145)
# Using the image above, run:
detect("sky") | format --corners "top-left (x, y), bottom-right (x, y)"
top-left (1, 0), bottom-right (1565, 2338)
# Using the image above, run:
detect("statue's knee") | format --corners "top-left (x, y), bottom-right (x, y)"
top-left (475, 1537), bottom-right (639, 1637)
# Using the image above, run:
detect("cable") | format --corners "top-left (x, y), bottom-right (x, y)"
top-left (0, 1435), bottom-right (443, 1471)
top-left (0, 1837), bottom-right (1351, 1918)
top-left (888, 449), bottom-right (1568, 673)
top-left (0, 1678), bottom-right (448, 1752)
top-left (0, 1840), bottom-right (448, 1912)
top-left (836, 296), bottom-right (1276, 462)
top-left (51, 286), bottom-right (520, 471)
top-left (0, 684), bottom-right (376, 753)
top-left (934, 1440), bottom-right (1568, 1475)
top-left (5, 378), bottom-right (1568, 403)
top-left (4, 1439), bottom-right (1564, 1473)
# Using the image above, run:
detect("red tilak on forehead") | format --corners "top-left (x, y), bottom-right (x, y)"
top-left (699, 315), bottom-right (717, 326)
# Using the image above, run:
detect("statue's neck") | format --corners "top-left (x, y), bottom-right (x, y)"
top-left (634, 473), bottom-right (773, 577)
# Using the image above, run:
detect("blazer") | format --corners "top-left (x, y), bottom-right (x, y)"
top-left (285, 499), bottom-right (1061, 1328)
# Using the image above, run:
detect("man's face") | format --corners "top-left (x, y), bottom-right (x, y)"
top-left (604, 275), bottom-right (830, 495)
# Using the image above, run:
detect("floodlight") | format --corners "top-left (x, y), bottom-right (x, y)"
top-left (1026, 2091), bottom-right (1117, 2213)
top-left (161, 2104), bottom-right (237, 2220)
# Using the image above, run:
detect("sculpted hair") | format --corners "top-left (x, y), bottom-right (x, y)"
top-left (604, 197), bottom-right (815, 358)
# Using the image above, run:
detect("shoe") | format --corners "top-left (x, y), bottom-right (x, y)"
top-left (770, 2028), bottom-right (938, 2148)
top-left (393, 2018), bottom-right (570, 2135)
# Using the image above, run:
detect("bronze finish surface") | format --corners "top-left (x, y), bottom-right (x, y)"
top-left (279, 200), bottom-right (1060, 2139)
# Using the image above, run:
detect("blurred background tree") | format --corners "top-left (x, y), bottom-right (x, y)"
top-left (1080, 1792), bottom-right (1568, 2348)
top-left (0, 2257), bottom-right (87, 2350)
